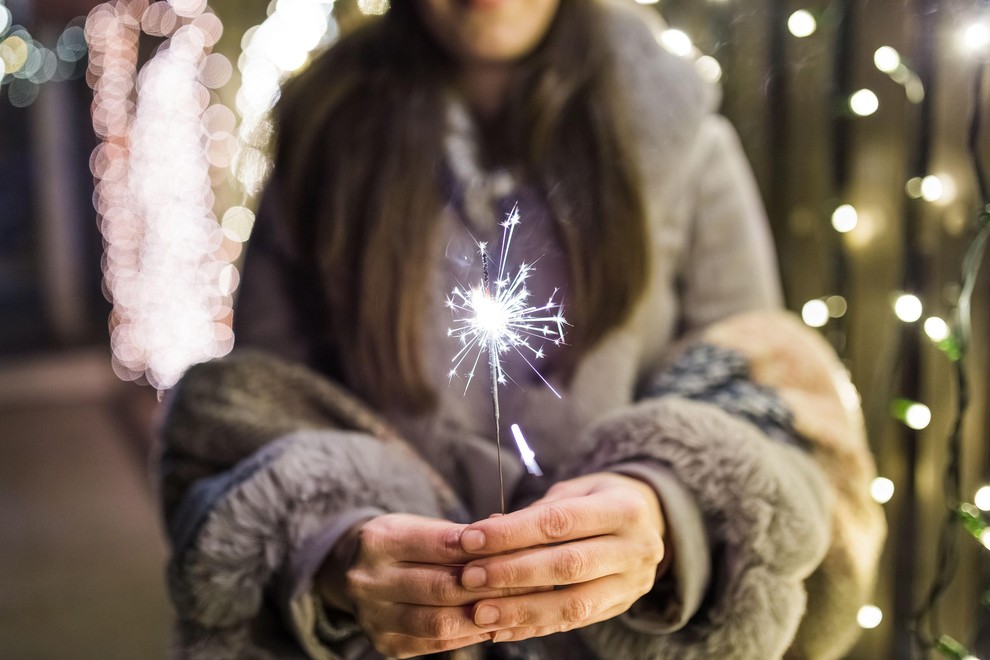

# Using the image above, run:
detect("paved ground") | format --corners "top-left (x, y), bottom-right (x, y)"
top-left (0, 350), bottom-right (171, 659)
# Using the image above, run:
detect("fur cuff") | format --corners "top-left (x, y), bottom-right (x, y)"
top-left (564, 396), bottom-right (832, 659)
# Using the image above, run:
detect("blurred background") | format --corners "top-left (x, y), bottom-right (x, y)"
top-left (0, 0), bottom-right (988, 657)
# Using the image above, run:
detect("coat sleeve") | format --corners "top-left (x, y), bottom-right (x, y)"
top-left (157, 357), bottom-right (467, 658)
top-left (557, 312), bottom-right (884, 660)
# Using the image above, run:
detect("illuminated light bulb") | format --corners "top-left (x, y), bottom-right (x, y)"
top-left (801, 299), bottom-right (829, 328)
top-left (924, 316), bottom-right (950, 342)
top-left (905, 177), bottom-right (923, 198)
top-left (975, 486), bottom-right (990, 512)
top-left (787, 10), bottom-right (817, 38)
top-left (635, 0), bottom-right (660, 4)
top-left (905, 77), bottom-right (925, 104)
top-left (850, 89), bottom-right (880, 116)
top-left (826, 295), bottom-right (848, 318)
top-left (874, 46), bottom-right (901, 73)
top-left (358, 0), bottom-right (390, 13)
top-left (904, 403), bottom-right (932, 430)
top-left (857, 605), bottom-right (883, 629)
top-left (695, 55), bottom-right (723, 84)
top-left (982, 528), bottom-right (990, 551)
top-left (660, 29), bottom-right (693, 57)
top-left (0, 6), bottom-right (10, 34)
top-left (221, 206), bottom-right (256, 242)
top-left (870, 477), bottom-right (895, 504)
top-left (921, 175), bottom-right (943, 202)
top-left (961, 22), bottom-right (990, 55)
top-left (894, 294), bottom-right (923, 323)
top-left (831, 204), bottom-right (859, 233)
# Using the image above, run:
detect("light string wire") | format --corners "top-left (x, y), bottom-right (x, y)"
top-left (911, 3), bottom-right (990, 652)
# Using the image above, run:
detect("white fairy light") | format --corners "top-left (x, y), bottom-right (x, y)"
top-left (850, 89), bottom-right (880, 116)
top-left (857, 605), bottom-right (883, 629)
top-left (232, 0), bottom-right (338, 196)
top-left (510, 424), bottom-right (543, 477)
top-left (870, 477), bottom-right (895, 504)
top-left (832, 204), bottom-right (859, 233)
top-left (660, 29), bottom-right (694, 58)
top-left (904, 403), bottom-right (932, 430)
top-left (975, 486), bottom-right (990, 512)
top-left (87, 0), bottom-right (237, 389)
top-left (981, 529), bottom-right (990, 551)
top-left (787, 10), bottom-right (817, 38)
top-left (924, 316), bottom-right (951, 342)
top-left (801, 299), bottom-right (829, 328)
top-left (960, 22), bottom-right (990, 56)
top-left (874, 46), bottom-right (901, 73)
top-left (921, 175), bottom-right (944, 202)
top-left (894, 293), bottom-right (923, 323)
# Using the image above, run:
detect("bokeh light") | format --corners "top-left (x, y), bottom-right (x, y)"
top-left (857, 605), bottom-right (883, 629)
top-left (788, 10), bottom-right (817, 38)
top-left (850, 89), bottom-right (880, 116)
top-left (894, 293), bottom-right (923, 323)
top-left (802, 299), bottom-right (829, 328)
top-left (870, 477), bottom-right (895, 504)
top-left (904, 403), bottom-right (932, 431)
top-left (975, 486), bottom-right (990, 512)
top-left (831, 204), bottom-right (859, 233)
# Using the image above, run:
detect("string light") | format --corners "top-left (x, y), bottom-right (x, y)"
top-left (232, 0), bottom-right (337, 196)
top-left (894, 293), bottom-right (923, 322)
top-left (904, 403), bottom-right (932, 431)
top-left (923, 316), bottom-right (951, 342)
top-left (850, 89), bottom-right (880, 116)
top-left (86, 0), bottom-right (242, 388)
top-left (659, 29), bottom-right (694, 57)
top-left (857, 604), bottom-right (883, 629)
top-left (874, 46), bottom-right (901, 73)
top-left (960, 21), bottom-right (990, 56)
top-left (694, 55), bottom-right (723, 83)
top-left (831, 204), bottom-right (859, 233)
top-left (787, 10), bottom-right (817, 38)
top-left (357, 0), bottom-right (390, 15)
top-left (870, 477), bottom-right (895, 504)
top-left (825, 295), bottom-right (848, 318)
top-left (921, 174), bottom-right (944, 202)
top-left (975, 486), bottom-right (990, 512)
top-left (801, 299), bottom-right (829, 328)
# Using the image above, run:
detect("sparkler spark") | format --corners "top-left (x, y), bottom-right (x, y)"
top-left (446, 204), bottom-right (566, 512)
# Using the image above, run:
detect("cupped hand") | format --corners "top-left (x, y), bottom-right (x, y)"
top-left (335, 513), bottom-right (543, 658)
top-left (457, 472), bottom-right (667, 643)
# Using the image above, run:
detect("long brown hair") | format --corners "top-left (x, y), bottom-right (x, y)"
top-left (274, 1), bottom-right (649, 412)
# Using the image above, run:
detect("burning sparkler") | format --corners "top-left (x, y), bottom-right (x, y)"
top-left (446, 204), bottom-right (566, 512)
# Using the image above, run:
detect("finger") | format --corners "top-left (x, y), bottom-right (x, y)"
top-left (362, 514), bottom-right (474, 564)
top-left (370, 602), bottom-right (490, 641)
top-left (351, 562), bottom-right (550, 606)
top-left (470, 575), bottom-right (631, 632)
top-left (462, 537), bottom-right (639, 590)
top-left (374, 631), bottom-right (493, 659)
top-left (460, 494), bottom-right (621, 554)
top-left (487, 602), bottom-right (631, 644)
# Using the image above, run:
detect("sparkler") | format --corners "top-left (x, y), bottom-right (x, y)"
top-left (446, 204), bottom-right (566, 512)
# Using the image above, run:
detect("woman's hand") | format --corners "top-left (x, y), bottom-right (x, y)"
top-left (326, 513), bottom-right (541, 658)
top-left (456, 472), bottom-right (667, 643)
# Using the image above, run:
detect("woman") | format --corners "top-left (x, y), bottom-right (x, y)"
top-left (158, 1), bottom-right (885, 658)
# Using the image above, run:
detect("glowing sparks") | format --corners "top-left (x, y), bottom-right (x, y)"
top-left (447, 205), bottom-right (565, 512)
top-left (446, 205), bottom-right (567, 396)
top-left (511, 424), bottom-right (543, 477)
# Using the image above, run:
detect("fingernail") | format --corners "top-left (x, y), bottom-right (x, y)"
top-left (475, 605), bottom-right (500, 626)
top-left (492, 630), bottom-right (513, 643)
top-left (462, 566), bottom-right (487, 588)
top-left (461, 530), bottom-right (486, 552)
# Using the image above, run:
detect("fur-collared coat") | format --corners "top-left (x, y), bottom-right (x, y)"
top-left (157, 3), bottom-right (886, 658)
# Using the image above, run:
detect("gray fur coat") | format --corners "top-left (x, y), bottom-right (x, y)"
top-left (157, 2), bottom-right (885, 658)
